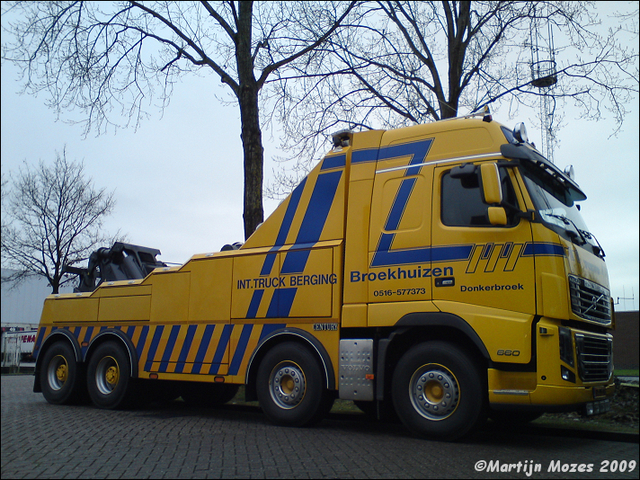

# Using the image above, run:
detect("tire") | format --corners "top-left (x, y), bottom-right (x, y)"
top-left (181, 383), bottom-right (240, 407)
top-left (256, 342), bottom-right (333, 427)
top-left (392, 341), bottom-right (486, 441)
top-left (39, 341), bottom-right (85, 405)
top-left (87, 341), bottom-right (134, 409)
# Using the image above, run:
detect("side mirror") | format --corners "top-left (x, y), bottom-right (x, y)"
top-left (480, 163), bottom-right (503, 204)
top-left (480, 163), bottom-right (508, 226)
top-left (488, 207), bottom-right (507, 226)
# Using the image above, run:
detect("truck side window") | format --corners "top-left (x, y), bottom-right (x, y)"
top-left (441, 167), bottom-right (518, 227)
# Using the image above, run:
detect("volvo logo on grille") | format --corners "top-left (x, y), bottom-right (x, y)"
top-left (584, 293), bottom-right (605, 315)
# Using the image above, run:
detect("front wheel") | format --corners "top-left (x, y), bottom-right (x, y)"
top-left (87, 341), bottom-right (134, 409)
top-left (392, 341), bottom-right (486, 441)
top-left (256, 342), bottom-right (333, 427)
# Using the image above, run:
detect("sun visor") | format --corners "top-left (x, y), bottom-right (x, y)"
top-left (501, 143), bottom-right (587, 202)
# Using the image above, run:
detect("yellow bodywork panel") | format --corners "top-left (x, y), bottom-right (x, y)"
top-left (540, 272), bottom-right (570, 320)
top-left (343, 177), bottom-right (376, 305)
top-left (488, 369), bottom-right (538, 392)
top-left (231, 245), bottom-right (339, 319)
top-left (188, 256), bottom-right (233, 323)
top-left (378, 122), bottom-right (497, 160)
top-left (488, 369), bottom-right (538, 401)
top-left (99, 295), bottom-right (150, 322)
top-left (341, 303), bottom-right (367, 328)
top-left (434, 301), bottom-right (533, 364)
top-left (150, 271), bottom-right (190, 323)
top-left (370, 173), bottom-right (430, 250)
top-left (95, 283), bottom-right (151, 297)
top-left (287, 247), bottom-right (335, 318)
top-left (45, 295), bottom-right (99, 324)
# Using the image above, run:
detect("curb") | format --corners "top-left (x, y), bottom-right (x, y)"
top-left (521, 424), bottom-right (639, 444)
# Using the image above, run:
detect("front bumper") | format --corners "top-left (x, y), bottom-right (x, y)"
top-left (489, 379), bottom-right (615, 416)
top-left (488, 318), bottom-right (614, 414)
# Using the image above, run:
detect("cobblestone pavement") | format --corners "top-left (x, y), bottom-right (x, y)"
top-left (2, 375), bottom-right (638, 479)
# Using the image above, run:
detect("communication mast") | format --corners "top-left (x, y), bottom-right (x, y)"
top-left (616, 286), bottom-right (636, 311)
top-left (530, 9), bottom-right (558, 163)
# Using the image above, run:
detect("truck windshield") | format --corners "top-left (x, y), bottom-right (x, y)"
top-left (519, 162), bottom-right (604, 257)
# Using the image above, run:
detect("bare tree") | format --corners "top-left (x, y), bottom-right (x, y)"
top-left (270, 0), bottom-right (638, 185)
top-left (1, 149), bottom-right (118, 294)
top-left (1, 1), bottom-right (357, 239)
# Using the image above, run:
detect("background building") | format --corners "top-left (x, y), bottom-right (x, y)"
top-left (613, 310), bottom-right (639, 371)
top-left (1, 269), bottom-right (73, 331)
top-left (1, 269), bottom-right (73, 370)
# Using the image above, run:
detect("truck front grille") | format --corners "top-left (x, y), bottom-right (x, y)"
top-left (575, 333), bottom-right (613, 383)
top-left (568, 275), bottom-right (611, 325)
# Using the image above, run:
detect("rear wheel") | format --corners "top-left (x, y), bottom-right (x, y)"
top-left (87, 341), bottom-right (134, 409)
top-left (392, 341), bottom-right (486, 441)
top-left (256, 342), bottom-right (333, 427)
top-left (40, 342), bottom-right (84, 405)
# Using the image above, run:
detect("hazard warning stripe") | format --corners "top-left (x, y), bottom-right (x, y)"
top-left (36, 323), bottom-right (287, 377)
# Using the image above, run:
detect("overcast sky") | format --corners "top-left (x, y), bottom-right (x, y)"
top-left (1, 4), bottom-right (638, 311)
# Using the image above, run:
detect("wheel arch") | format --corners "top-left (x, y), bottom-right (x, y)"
top-left (395, 311), bottom-right (490, 358)
top-left (85, 329), bottom-right (139, 379)
top-left (33, 329), bottom-right (82, 393)
top-left (378, 312), bottom-right (491, 400)
top-left (244, 327), bottom-right (336, 402)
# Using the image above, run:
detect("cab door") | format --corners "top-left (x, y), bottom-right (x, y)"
top-left (431, 162), bottom-right (535, 315)
top-left (367, 138), bottom-right (435, 307)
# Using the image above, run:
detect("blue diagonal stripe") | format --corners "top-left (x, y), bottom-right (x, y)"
top-left (159, 325), bottom-right (181, 372)
top-left (373, 138), bottom-right (434, 267)
top-left (229, 325), bottom-right (254, 375)
top-left (145, 325), bottom-right (165, 371)
top-left (136, 326), bottom-right (149, 359)
top-left (246, 290), bottom-right (264, 319)
top-left (174, 324), bottom-right (198, 373)
top-left (191, 324), bottom-right (215, 374)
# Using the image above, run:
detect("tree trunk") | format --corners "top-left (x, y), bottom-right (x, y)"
top-left (236, 2), bottom-right (264, 240)
top-left (441, 1), bottom-right (470, 120)
top-left (239, 86), bottom-right (264, 240)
